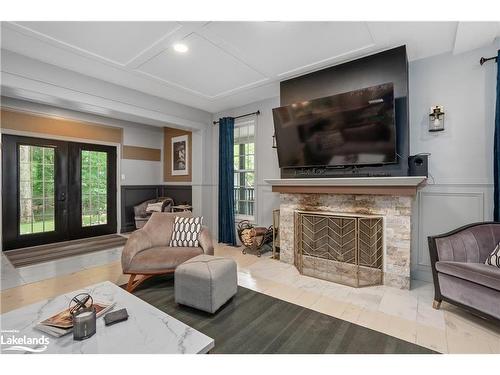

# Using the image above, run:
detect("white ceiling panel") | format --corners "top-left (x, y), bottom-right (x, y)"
top-left (367, 22), bottom-right (458, 61)
top-left (137, 33), bottom-right (267, 97)
top-left (14, 21), bottom-right (182, 65)
top-left (201, 22), bottom-right (375, 77)
top-left (453, 22), bottom-right (500, 55)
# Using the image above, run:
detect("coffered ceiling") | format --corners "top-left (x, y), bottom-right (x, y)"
top-left (1, 21), bottom-right (500, 113)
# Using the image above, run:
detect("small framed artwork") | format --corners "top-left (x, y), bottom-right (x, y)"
top-left (171, 135), bottom-right (189, 176)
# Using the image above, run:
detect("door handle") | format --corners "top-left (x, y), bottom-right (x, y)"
top-left (58, 192), bottom-right (66, 202)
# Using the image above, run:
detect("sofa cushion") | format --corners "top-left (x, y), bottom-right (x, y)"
top-left (126, 246), bottom-right (203, 273)
top-left (485, 242), bottom-right (500, 268)
top-left (435, 261), bottom-right (500, 291)
top-left (169, 216), bottom-right (203, 247)
top-left (438, 273), bottom-right (500, 320)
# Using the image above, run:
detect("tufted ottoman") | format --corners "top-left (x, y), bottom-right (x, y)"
top-left (174, 254), bottom-right (237, 313)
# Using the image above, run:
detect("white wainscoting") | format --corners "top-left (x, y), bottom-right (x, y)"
top-left (410, 184), bottom-right (494, 282)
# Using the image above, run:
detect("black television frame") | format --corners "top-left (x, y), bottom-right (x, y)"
top-left (272, 83), bottom-right (397, 170)
top-left (278, 46), bottom-right (409, 179)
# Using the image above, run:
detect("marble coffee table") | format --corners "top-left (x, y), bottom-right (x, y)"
top-left (0, 281), bottom-right (214, 354)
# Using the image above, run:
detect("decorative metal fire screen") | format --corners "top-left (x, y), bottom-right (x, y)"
top-left (295, 211), bottom-right (383, 287)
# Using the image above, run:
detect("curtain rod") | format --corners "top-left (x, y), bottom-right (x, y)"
top-left (479, 56), bottom-right (498, 65)
top-left (213, 110), bottom-right (260, 125)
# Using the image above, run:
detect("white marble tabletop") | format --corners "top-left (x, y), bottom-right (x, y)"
top-left (0, 281), bottom-right (214, 354)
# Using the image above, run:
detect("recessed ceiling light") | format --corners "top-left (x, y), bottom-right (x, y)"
top-left (173, 43), bottom-right (188, 53)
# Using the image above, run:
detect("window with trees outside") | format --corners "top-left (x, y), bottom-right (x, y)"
top-left (81, 150), bottom-right (108, 227)
top-left (19, 145), bottom-right (55, 235)
top-left (233, 118), bottom-right (255, 220)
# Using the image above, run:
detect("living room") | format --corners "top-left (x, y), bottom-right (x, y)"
top-left (1, 0), bottom-right (499, 372)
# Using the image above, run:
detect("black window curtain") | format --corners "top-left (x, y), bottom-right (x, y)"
top-left (218, 117), bottom-right (237, 245)
top-left (495, 50), bottom-right (500, 221)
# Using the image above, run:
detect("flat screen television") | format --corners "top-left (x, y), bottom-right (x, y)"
top-left (272, 83), bottom-right (397, 169)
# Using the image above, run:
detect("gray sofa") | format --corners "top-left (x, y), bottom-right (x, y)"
top-left (428, 222), bottom-right (500, 323)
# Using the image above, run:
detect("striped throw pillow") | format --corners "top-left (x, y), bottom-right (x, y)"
top-left (169, 216), bottom-right (203, 247)
top-left (485, 242), bottom-right (500, 268)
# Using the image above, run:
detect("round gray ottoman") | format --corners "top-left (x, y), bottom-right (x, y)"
top-left (174, 254), bottom-right (237, 313)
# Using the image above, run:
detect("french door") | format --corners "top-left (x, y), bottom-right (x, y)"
top-left (2, 135), bottom-right (117, 250)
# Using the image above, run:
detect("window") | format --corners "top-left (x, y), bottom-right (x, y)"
top-left (81, 150), bottom-right (108, 227)
top-left (18, 145), bottom-right (55, 234)
top-left (234, 119), bottom-right (255, 220)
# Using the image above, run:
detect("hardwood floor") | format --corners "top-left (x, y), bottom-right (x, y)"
top-left (132, 275), bottom-right (434, 354)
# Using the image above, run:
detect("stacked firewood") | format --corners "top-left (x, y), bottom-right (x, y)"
top-left (240, 228), bottom-right (255, 247)
top-left (240, 227), bottom-right (268, 247)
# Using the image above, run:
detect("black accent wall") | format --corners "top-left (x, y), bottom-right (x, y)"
top-left (120, 185), bottom-right (192, 233)
top-left (279, 46), bottom-right (409, 178)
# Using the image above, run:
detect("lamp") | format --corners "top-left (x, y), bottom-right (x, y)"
top-left (429, 106), bottom-right (445, 132)
top-left (70, 293), bottom-right (96, 340)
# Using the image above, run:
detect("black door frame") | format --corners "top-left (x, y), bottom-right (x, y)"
top-left (2, 134), bottom-right (117, 251)
top-left (67, 142), bottom-right (117, 239)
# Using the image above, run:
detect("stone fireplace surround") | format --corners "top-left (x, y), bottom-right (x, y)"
top-left (265, 177), bottom-right (427, 290)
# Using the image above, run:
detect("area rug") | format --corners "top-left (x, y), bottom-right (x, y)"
top-left (131, 275), bottom-right (436, 354)
top-left (5, 234), bottom-right (127, 268)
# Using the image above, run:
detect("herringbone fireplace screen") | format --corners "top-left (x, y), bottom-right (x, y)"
top-left (295, 211), bottom-right (383, 287)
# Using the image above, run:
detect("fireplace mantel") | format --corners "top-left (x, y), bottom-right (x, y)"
top-left (264, 176), bottom-right (427, 196)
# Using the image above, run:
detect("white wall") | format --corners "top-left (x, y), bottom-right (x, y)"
top-left (207, 41), bottom-right (499, 282)
top-left (210, 97), bottom-right (281, 239)
top-left (189, 126), bottom-right (214, 223)
top-left (409, 41), bottom-right (499, 281)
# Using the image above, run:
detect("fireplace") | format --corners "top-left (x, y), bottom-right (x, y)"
top-left (278, 192), bottom-right (414, 289)
top-left (266, 176), bottom-right (426, 290)
top-left (295, 211), bottom-right (383, 287)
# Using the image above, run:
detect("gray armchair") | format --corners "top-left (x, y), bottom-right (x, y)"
top-left (428, 222), bottom-right (500, 323)
top-left (122, 211), bottom-right (214, 292)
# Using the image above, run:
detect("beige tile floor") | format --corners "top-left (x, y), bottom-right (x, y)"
top-left (1, 244), bottom-right (499, 354)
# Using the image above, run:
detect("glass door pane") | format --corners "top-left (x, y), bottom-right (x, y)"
top-left (18, 145), bottom-right (55, 235)
top-left (81, 150), bottom-right (108, 227)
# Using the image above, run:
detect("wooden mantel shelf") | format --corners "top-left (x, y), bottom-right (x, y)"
top-left (264, 176), bottom-right (427, 196)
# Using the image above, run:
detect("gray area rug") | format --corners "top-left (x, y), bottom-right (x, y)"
top-left (132, 275), bottom-right (436, 354)
top-left (5, 234), bottom-right (127, 267)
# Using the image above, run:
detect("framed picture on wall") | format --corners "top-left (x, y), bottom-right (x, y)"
top-left (171, 135), bottom-right (189, 176)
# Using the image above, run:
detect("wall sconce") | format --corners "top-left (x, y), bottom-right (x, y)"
top-left (429, 106), bottom-right (445, 132)
top-left (272, 133), bottom-right (277, 149)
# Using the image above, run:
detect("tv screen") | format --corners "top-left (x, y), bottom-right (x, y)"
top-left (272, 83), bottom-right (396, 169)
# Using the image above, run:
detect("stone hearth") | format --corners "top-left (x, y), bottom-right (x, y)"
top-left (279, 193), bottom-right (412, 289)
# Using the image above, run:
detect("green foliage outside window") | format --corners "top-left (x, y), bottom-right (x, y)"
top-left (81, 150), bottom-right (108, 227)
top-left (19, 145), bottom-right (55, 235)
top-left (18, 146), bottom-right (109, 234)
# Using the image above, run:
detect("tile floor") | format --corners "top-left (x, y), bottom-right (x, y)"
top-left (1, 244), bottom-right (499, 354)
